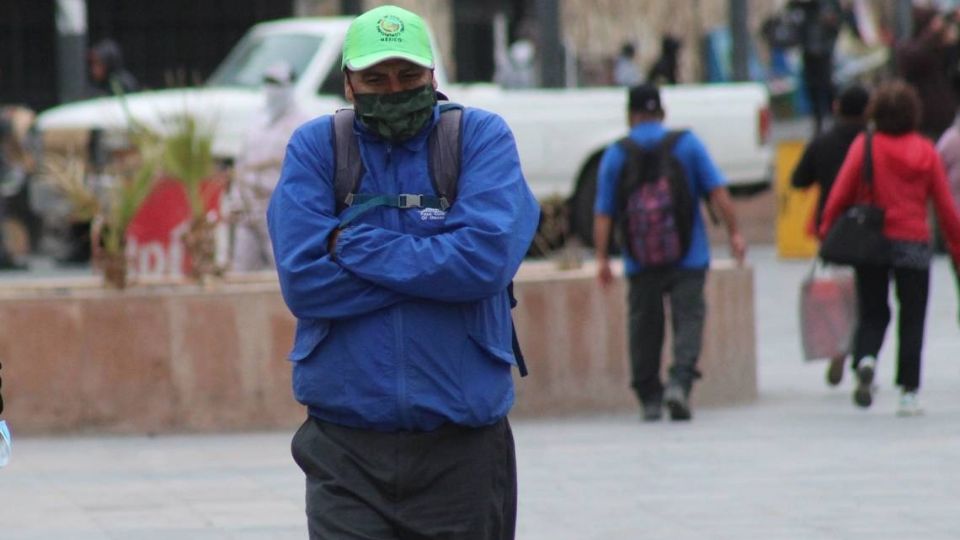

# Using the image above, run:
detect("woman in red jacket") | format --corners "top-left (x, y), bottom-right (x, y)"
top-left (820, 80), bottom-right (960, 416)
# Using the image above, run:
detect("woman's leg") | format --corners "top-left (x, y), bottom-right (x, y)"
top-left (892, 267), bottom-right (930, 391)
top-left (852, 265), bottom-right (891, 365)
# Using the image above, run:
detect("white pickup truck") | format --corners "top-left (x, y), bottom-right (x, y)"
top-left (36, 17), bottom-right (772, 244)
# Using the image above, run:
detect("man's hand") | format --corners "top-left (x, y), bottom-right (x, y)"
top-left (709, 187), bottom-right (746, 266)
top-left (729, 232), bottom-right (747, 266)
top-left (597, 257), bottom-right (614, 288)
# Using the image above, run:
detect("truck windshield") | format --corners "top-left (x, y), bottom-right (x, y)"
top-left (207, 33), bottom-right (322, 88)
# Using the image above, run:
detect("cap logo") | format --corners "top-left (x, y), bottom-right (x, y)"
top-left (377, 15), bottom-right (404, 42)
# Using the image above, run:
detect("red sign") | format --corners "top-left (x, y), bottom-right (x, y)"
top-left (125, 177), bottom-right (224, 277)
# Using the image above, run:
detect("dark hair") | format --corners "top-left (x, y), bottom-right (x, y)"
top-left (836, 84), bottom-right (869, 117)
top-left (867, 80), bottom-right (921, 135)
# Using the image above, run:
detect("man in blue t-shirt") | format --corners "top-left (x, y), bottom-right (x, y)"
top-left (594, 84), bottom-right (746, 421)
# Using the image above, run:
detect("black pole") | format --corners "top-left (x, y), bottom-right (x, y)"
top-left (729, 0), bottom-right (749, 82)
top-left (55, 0), bottom-right (88, 103)
top-left (536, 0), bottom-right (564, 88)
top-left (340, 0), bottom-right (362, 15)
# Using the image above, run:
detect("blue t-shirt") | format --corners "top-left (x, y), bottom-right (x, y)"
top-left (594, 121), bottom-right (727, 274)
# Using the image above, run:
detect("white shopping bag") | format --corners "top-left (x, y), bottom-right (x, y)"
top-left (799, 262), bottom-right (857, 361)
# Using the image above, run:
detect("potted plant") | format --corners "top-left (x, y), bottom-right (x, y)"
top-left (159, 114), bottom-right (223, 283)
top-left (42, 137), bottom-right (160, 289)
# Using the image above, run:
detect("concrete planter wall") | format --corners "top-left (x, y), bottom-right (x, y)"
top-left (0, 261), bottom-right (755, 435)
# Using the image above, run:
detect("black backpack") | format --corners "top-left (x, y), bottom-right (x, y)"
top-left (329, 103), bottom-right (528, 376)
top-left (615, 131), bottom-right (695, 268)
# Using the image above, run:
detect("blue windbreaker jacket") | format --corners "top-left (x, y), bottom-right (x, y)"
top-left (267, 105), bottom-right (540, 432)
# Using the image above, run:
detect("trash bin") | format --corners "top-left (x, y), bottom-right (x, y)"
top-left (775, 139), bottom-right (819, 258)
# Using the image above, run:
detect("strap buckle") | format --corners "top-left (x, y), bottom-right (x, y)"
top-left (397, 194), bottom-right (422, 209)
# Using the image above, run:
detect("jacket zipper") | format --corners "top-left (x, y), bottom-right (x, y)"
top-left (386, 144), bottom-right (412, 430)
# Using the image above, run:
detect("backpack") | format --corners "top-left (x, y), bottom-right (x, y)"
top-left (330, 103), bottom-right (528, 376)
top-left (615, 131), bottom-right (695, 268)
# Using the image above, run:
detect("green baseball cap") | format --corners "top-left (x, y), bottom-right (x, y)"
top-left (341, 5), bottom-right (435, 71)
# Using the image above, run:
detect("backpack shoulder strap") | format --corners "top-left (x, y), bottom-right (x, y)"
top-left (332, 109), bottom-right (364, 213)
top-left (428, 102), bottom-right (464, 209)
top-left (660, 130), bottom-right (687, 154)
top-left (617, 136), bottom-right (643, 154)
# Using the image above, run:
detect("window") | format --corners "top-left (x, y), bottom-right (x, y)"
top-left (206, 33), bottom-right (321, 88)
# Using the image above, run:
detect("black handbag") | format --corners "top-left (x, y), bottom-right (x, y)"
top-left (819, 130), bottom-right (891, 266)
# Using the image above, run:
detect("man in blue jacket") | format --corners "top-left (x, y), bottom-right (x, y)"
top-left (267, 5), bottom-right (539, 539)
top-left (593, 84), bottom-right (746, 422)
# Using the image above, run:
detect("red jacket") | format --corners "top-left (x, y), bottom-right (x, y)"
top-left (819, 131), bottom-right (960, 265)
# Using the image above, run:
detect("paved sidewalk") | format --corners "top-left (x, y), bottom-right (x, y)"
top-left (3, 246), bottom-right (960, 539)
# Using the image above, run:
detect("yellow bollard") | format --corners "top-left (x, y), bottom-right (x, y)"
top-left (775, 140), bottom-right (820, 259)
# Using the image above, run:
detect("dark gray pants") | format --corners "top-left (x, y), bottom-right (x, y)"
top-left (627, 268), bottom-right (707, 403)
top-left (291, 416), bottom-right (517, 539)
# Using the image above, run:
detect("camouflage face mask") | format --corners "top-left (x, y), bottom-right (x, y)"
top-left (353, 84), bottom-right (437, 143)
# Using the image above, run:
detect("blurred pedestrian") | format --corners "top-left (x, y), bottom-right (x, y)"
top-left (792, 83), bottom-right (869, 386)
top-left (0, 107), bottom-right (27, 271)
top-left (57, 38), bottom-right (142, 265)
top-left (86, 38), bottom-right (139, 97)
top-left (496, 39), bottom-right (537, 89)
top-left (267, 5), bottom-right (538, 538)
top-left (646, 35), bottom-right (681, 85)
top-left (787, 0), bottom-right (843, 134)
top-left (935, 68), bottom-right (960, 321)
top-left (819, 80), bottom-right (960, 416)
top-left (613, 42), bottom-right (643, 87)
top-left (225, 62), bottom-right (308, 272)
top-left (593, 84), bottom-right (746, 422)
top-left (896, 6), bottom-right (960, 141)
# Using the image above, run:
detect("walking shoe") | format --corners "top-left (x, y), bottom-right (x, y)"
top-left (641, 400), bottom-right (662, 422)
top-left (664, 384), bottom-right (692, 421)
top-left (826, 355), bottom-right (845, 386)
top-left (853, 356), bottom-right (876, 408)
top-left (897, 391), bottom-right (923, 417)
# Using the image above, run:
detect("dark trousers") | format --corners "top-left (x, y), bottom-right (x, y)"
top-left (291, 416), bottom-right (517, 540)
top-left (803, 52), bottom-right (834, 135)
top-left (853, 265), bottom-right (929, 390)
top-left (627, 268), bottom-right (707, 403)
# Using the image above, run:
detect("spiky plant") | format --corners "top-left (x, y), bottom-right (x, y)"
top-left (41, 143), bottom-right (160, 289)
top-left (160, 114), bottom-right (214, 220)
top-left (40, 154), bottom-right (99, 223)
top-left (101, 145), bottom-right (161, 256)
top-left (156, 112), bottom-right (222, 282)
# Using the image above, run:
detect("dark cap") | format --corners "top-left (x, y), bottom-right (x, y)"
top-left (628, 84), bottom-right (662, 114)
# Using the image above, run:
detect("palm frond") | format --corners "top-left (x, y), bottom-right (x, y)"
top-left (160, 114), bottom-right (215, 218)
top-left (39, 154), bottom-right (100, 222)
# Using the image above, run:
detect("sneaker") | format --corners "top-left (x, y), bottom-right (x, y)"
top-left (897, 391), bottom-right (923, 417)
top-left (826, 355), bottom-right (845, 386)
top-left (664, 384), bottom-right (692, 421)
top-left (641, 401), bottom-right (662, 422)
top-left (853, 356), bottom-right (876, 408)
